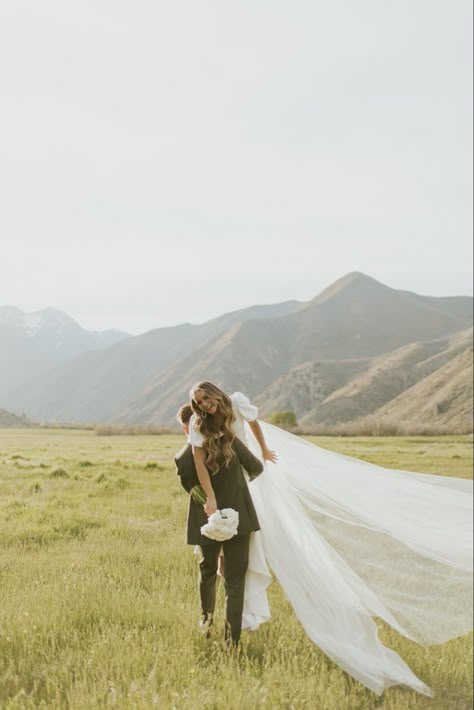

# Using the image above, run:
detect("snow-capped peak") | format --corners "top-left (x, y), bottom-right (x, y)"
top-left (0, 305), bottom-right (23, 324)
top-left (0, 306), bottom-right (129, 347)
top-left (0, 306), bottom-right (81, 337)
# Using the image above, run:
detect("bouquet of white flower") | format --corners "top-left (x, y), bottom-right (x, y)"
top-left (200, 508), bottom-right (239, 541)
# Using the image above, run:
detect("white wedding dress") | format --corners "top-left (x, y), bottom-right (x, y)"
top-left (245, 422), bottom-right (473, 696)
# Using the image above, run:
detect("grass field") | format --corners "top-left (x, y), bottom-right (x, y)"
top-left (0, 428), bottom-right (472, 709)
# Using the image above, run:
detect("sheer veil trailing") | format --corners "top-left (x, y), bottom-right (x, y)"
top-left (247, 422), bottom-right (473, 697)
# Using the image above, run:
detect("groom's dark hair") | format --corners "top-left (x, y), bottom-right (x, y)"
top-left (176, 403), bottom-right (193, 426)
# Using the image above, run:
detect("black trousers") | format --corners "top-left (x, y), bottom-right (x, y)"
top-left (199, 533), bottom-right (251, 644)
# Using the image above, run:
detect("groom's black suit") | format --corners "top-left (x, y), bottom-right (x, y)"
top-left (175, 438), bottom-right (264, 642)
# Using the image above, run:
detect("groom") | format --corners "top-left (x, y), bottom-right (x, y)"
top-left (175, 404), bottom-right (264, 644)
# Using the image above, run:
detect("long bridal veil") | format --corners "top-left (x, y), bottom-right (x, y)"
top-left (248, 422), bottom-right (473, 696)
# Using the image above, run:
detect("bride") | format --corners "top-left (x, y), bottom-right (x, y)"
top-left (187, 381), bottom-right (473, 697)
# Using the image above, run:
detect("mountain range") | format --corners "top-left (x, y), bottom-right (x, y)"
top-left (0, 306), bottom-right (128, 396)
top-left (1, 273), bottom-right (472, 430)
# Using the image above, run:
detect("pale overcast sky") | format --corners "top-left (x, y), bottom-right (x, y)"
top-left (0, 0), bottom-right (472, 334)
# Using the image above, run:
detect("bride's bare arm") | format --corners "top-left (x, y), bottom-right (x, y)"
top-left (248, 419), bottom-right (277, 463)
top-left (192, 446), bottom-right (217, 516)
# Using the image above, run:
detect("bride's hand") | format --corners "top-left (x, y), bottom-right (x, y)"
top-left (204, 495), bottom-right (217, 516)
top-left (262, 447), bottom-right (278, 464)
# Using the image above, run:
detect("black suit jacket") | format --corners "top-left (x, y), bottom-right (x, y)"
top-left (174, 438), bottom-right (264, 545)
top-left (175, 443), bottom-right (199, 493)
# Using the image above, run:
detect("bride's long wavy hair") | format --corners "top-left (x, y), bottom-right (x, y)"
top-left (189, 381), bottom-right (235, 475)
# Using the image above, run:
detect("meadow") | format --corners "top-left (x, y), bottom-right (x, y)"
top-left (0, 428), bottom-right (472, 710)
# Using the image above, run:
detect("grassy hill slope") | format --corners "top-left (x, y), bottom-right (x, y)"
top-left (374, 347), bottom-right (473, 429)
top-left (299, 329), bottom-right (472, 427)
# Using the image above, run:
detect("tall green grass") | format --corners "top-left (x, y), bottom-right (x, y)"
top-left (0, 429), bottom-right (472, 709)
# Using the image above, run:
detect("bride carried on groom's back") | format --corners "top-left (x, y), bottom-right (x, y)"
top-left (175, 382), bottom-right (275, 642)
top-left (174, 380), bottom-right (473, 697)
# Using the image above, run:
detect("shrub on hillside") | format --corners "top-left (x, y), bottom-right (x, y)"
top-left (269, 411), bottom-right (298, 430)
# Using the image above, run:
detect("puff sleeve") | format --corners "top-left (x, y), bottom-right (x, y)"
top-left (187, 414), bottom-right (204, 447)
top-left (232, 391), bottom-right (258, 422)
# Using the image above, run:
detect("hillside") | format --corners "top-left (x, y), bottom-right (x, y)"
top-left (298, 329), bottom-right (473, 426)
top-left (373, 347), bottom-right (473, 430)
top-left (254, 358), bottom-right (372, 418)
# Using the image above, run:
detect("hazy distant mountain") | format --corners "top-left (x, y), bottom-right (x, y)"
top-left (1, 274), bottom-right (472, 429)
top-left (0, 306), bottom-right (128, 395)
